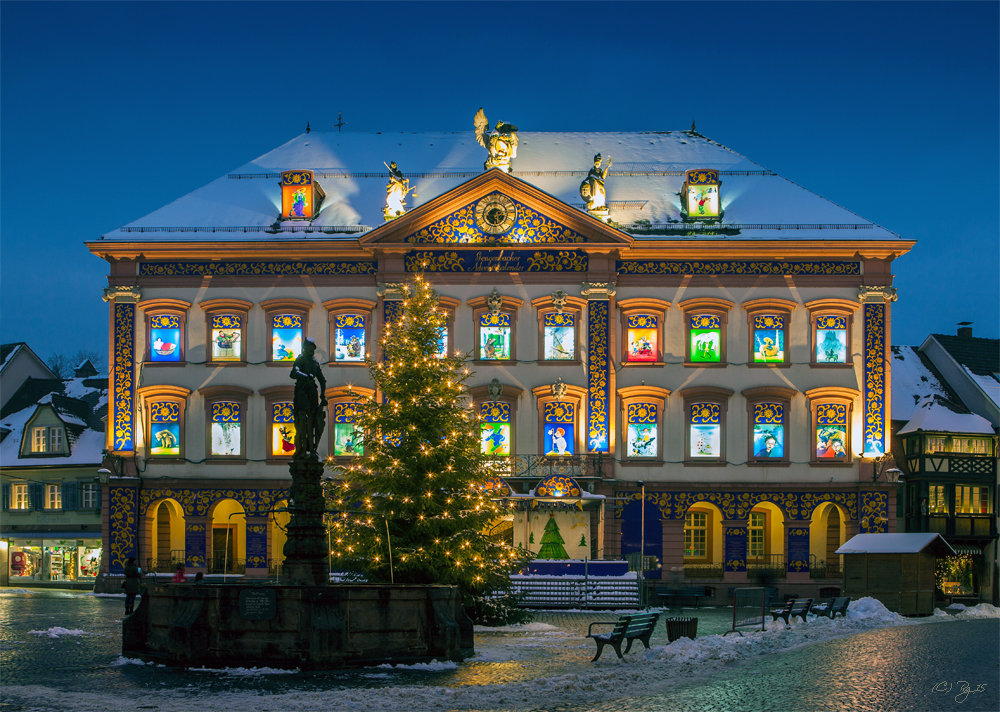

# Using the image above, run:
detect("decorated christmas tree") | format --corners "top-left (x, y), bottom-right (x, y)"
top-left (537, 515), bottom-right (569, 559)
top-left (325, 276), bottom-right (532, 621)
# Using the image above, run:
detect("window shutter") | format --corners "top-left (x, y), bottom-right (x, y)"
top-left (63, 482), bottom-right (78, 511)
top-left (95, 485), bottom-right (103, 509)
top-left (2, 484), bottom-right (9, 510)
top-left (29, 483), bottom-right (44, 510)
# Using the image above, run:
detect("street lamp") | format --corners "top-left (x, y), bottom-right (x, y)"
top-left (638, 480), bottom-right (645, 606)
top-left (869, 452), bottom-right (903, 484)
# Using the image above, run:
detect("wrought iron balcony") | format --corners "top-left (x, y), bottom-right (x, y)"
top-left (486, 454), bottom-right (613, 482)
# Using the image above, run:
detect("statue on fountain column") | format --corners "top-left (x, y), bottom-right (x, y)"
top-left (290, 337), bottom-right (328, 458)
top-left (580, 153), bottom-right (612, 220)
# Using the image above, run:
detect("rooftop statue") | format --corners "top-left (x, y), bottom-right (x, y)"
top-left (290, 337), bottom-right (328, 458)
top-left (474, 108), bottom-right (518, 173)
top-left (384, 161), bottom-right (414, 221)
top-left (580, 153), bottom-right (613, 218)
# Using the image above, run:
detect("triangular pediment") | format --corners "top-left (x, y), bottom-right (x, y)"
top-left (360, 170), bottom-right (632, 246)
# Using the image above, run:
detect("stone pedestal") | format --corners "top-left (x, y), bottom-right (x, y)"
top-left (282, 457), bottom-right (328, 586)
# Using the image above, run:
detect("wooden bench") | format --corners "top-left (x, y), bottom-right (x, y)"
top-left (812, 596), bottom-right (851, 619)
top-left (586, 612), bottom-right (660, 661)
top-left (770, 598), bottom-right (813, 624)
top-left (656, 586), bottom-right (711, 607)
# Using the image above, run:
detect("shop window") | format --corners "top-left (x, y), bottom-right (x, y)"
top-left (532, 293), bottom-right (586, 362)
top-left (680, 298), bottom-right (732, 366)
top-left (743, 386), bottom-right (796, 465)
top-left (928, 485), bottom-right (948, 514)
top-left (139, 385), bottom-right (190, 460)
top-left (681, 386), bottom-right (732, 463)
top-left (140, 299), bottom-right (191, 364)
top-left (12, 483), bottom-right (29, 509)
top-left (743, 298), bottom-right (796, 366)
top-left (200, 386), bottom-right (251, 459)
top-left (682, 169), bottom-right (722, 221)
top-left (684, 512), bottom-right (708, 557)
top-left (262, 298), bottom-right (312, 364)
top-left (324, 299), bottom-right (375, 365)
top-left (805, 299), bottom-right (859, 366)
top-left (45, 484), bottom-right (62, 510)
top-left (955, 486), bottom-right (991, 514)
top-left (617, 298), bottom-right (670, 365)
top-left (533, 382), bottom-right (587, 458)
top-left (748, 511), bottom-right (766, 558)
top-left (480, 401), bottom-right (511, 456)
top-left (469, 292), bottom-right (522, 363)
top-left (200, 298), bottom-right (252, 364)
top-left (806, 387), bottom-right (858, 464)
top-left (81, 483), bottom-right (99, 509)
top-left (617, 385), bottom-right (670, 462)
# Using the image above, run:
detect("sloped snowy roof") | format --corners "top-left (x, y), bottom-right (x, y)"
top-left (890, 346), bottom-right (960, 422)
top-left (898, 400), bottom-right (995, 435)
top-left (836, 533), bottom-right (955, 556)
top-left (100, 131), bottom-right (901, 242)
top-left (964, 367), bottom-right (1000, 409)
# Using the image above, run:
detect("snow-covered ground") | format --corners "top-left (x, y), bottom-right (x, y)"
top-left (3, 598), bottom-right (997, 711)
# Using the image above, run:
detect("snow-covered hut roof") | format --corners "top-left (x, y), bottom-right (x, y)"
top-left (897, 400), bottom-right (995, 436)
top-left (836, 533), bottom-right (955, 556)
top-left (99, 131), bottom-right (902, 242)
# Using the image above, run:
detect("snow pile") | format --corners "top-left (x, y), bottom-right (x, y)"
top-left (28, 627), bottom-right (88, 638)
top-left (110, 657), bottom-right (156, 667)
top-left (475, 622), bottom-right (559, 633)
top-left (375, 660), bottom-right (459, 671)
top-left (0, 588), bottom-right (34, 595)
top-left (932, 608), bottom-right (951, 617)
top-left (83, 592), bottom-right (126, 598)
top-left (954, 603), bottom-right (1000, 619)
top-left (189, 666), bottom-right (299, 676)
top-left (946, 602), bottom-right (967, 610)
top-left (843, 596), bottom-right (906, 623)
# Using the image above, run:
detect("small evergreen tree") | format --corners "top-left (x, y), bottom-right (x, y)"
top-left (579, 534), bottom-right (587, 548)
top-left (537, 515), bottom-right (569, 559)
top-left (326, 276), bottom-right (532, 622)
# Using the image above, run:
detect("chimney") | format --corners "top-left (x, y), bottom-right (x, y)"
top-left (957, 322), bottom-right (973, 338)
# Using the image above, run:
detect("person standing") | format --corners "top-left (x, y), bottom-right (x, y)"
top-left (171, 564), bottom-right (188, 583)
top-left (122, 557), bottom-right (141, 615)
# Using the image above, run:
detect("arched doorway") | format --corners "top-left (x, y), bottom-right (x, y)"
top-left (621, 495), bottom-right (663, 579)
top-left (747, 501), bottom-right (785, 579)
top-left (271, 499), bottom-right (290, 576)
top-left (682, 502), bottom-right (724, 579)
top-left (810, 502), bottom-right (847, 578)
top-left (209, 499), bottom-right (246, 574)
top-left (149, 499), bottom-right (185, 572)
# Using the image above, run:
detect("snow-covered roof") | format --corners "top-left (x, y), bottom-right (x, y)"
top-left (100, 131), bottom-right (901, 242)
top-left (836, 533), bottom-right (955, 556)
top-left (964, 367), bottom-right (1000, 410)
top-left (890, 346), bottom-right (959, 422)
top-left (898, 400), bottom-right (995, 435)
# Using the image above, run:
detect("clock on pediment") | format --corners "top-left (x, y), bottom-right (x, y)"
top-left (475, 193), bottom-right (517, 235)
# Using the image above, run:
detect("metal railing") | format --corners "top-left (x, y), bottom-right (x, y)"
top-left (145, 551), bottom-right (185, 573)
top-left (486, 454), bottom-right (613, 482)
top-left (809, 556), bottom-right (843, 579)
top-left (684, 564), bottom-right (724, 579)
top-left (747, 555), bottom-right (786, 581)
top-left (208, 556), bottom-right (245, 575)
top-left (508, 576), bottom-right (641, 610)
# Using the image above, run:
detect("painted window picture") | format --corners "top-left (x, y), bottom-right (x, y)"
top-left (543, 313), bottom-right (575, 360)
top-left (149, 315), bottom-right (180, 362)
top-left (210, 401), bottom-right (241, 456)
top-left (544, 402), bottom-right (575, 456)
top-left (753, 403), bottom-right (784, 458)
top-left (435, 326), bottom-right (448, 359)
top-left (280, 170), bottom-right (323, 220)
top-left (271, 402), bottom-right (295, 457)
top-left (816, 315), bottom-right (848, 363)
top-left (480, 313), bottom-right (510, 360)
top-left (149, 401), bottom-right (180, 456)
top-left (689, 402), bottom-right (721, 458)
top-left (626, 315), bottom-right (657, 362)
top-left (334, 314), bottom-right (366, 362)
top-left (480, 402), bottom-right (511, 456)
top-left (752, 315), bottom-right (784, 363)
top-left (333, 403), bottom-right (362, 456)
top-left (272, 315), bottom-right (302, 361)
top-left (211, 314), bottom-right (242, 361)
top-left (816, 403), bottom-right (848, 459)
top-left (685, 169), bottom-right (721, 218)
top-left (690, 315), bottom-right (721, 362)
top-left (626, 403), bottom-right (657, 458)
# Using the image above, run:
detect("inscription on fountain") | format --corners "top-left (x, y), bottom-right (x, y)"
top-left (239, 588), bottom-right (276, 620)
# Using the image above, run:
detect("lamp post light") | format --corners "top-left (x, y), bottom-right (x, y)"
top-left (869, 452), bottom-right (902, 484)
top-left (638, 480), bottom-right (645, 607)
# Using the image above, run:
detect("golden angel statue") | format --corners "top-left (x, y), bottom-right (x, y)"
top-left (580, 153), bottom-right (613, 216)
top-left (384, 161), bottom-right (414, 220)
top-left (474, 108), bottom-right (519, 172)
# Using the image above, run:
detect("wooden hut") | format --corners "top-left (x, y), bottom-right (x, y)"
top-left (837, 533), bottom-right (955, 616)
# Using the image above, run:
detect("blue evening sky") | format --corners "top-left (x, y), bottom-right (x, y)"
top-left (1, 1), bottom-right (997, 364)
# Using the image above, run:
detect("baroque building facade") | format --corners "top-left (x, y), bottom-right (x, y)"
top-left (88, 126), bottom-right (913, 595)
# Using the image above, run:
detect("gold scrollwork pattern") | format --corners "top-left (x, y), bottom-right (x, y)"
top-left (525, 250), bottom-right (588, 272)
top-left (616, 260), bottom-right (861, 276)
top-left (860, 491), bottom-right (888, 533)
top-left (406, 251), bottom-right (465, 272)
top-left (139, 488), bottom-right (288, 517)
top-left (113, 303), bottom-right (135, 451)
top-left (536, 475), bottom-right (582, 498)
top-left (587, 301), bottom-right (610, 453)
top-left (613, 490), bottom-right (858, 522)
top-left (863, 303), bottom-right (886, 455)
top-left (139, 261), bottom-right (376, 277)
top-left (407, 199), bottom-right (584, 243)
top-left (109, 486), bottom-right (137, 572)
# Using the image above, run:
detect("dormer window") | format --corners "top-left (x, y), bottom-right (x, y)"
top-left (682, 169), bottom-right (722, 221)
top-left (281, 170), bottom-right (325, 220)
top-left (30, 426), bottom-right (63, 454)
